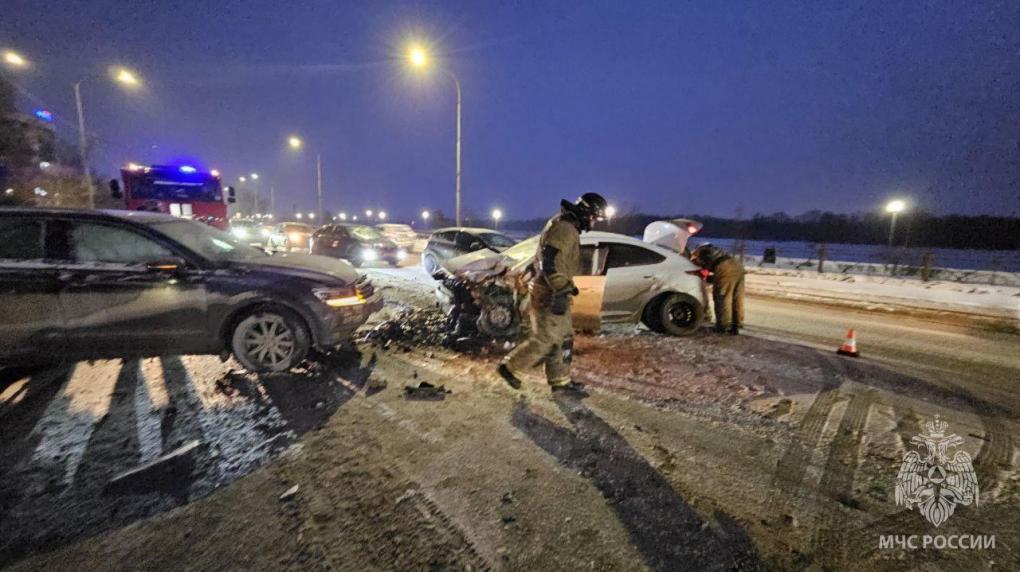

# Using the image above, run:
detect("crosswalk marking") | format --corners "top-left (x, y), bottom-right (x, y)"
top-left (29, 362), bottom-right (117, 487)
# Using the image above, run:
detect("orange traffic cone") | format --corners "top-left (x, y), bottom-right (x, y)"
top-left (837, 328), bottom-right (859, 357)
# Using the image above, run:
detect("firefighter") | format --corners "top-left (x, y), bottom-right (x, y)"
top-left (691, 243), bottom-right (745, 335)
top-left (498, 193), bottom-right (608, 392)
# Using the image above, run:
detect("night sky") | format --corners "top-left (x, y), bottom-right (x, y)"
top-left (3, 0), bottom-right (1018, 220)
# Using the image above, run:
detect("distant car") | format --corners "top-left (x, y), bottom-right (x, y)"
top-left (0, 208), bottom-right (383, 372)
top-left (229, 219), bottom-right (273, 246)
top-left (311, 223), bottom-right (407, 267)
top-left (267, 222), bottom-right (313, 253)
top-left (422, 227), bottom-right (517, 275)
top-left (376, 223), bottom-right (418, 250)
top-left (438, 230), bottom-right (707, 336)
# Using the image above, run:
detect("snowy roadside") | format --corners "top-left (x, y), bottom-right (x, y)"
top-left (745, 267), bottom-right (1020, 321)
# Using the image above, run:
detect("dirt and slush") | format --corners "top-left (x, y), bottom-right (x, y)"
top-left (1, 267), bottom-right (1018, 571)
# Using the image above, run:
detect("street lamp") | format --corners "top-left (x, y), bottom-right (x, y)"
top-left (421, 210), bottom-right (430, 221)
top-left (365, 209), bottom-right (373, 218)
top-left (378, 211), bottom-right (387, 221)
top-left (295, 212), bottom-right (303, 219)
top-left (491, 208), bottom-right (502, 229)
top-left (2, 50), bottom-right (27, 68)
top-left (239, 176), bottom-right (247, 183)
top-left (286, 135), bottom-right (324, 222)
top-left (339, 212), bottom-right (347, 221)
top-left (406, 42), bottom-right (463, 226)
top-left (885, 199), bottom-right (906, 247)
top-left (250, 173), bottom-right (259, 180)
top-left (73, 65), bottom-right (142, 208)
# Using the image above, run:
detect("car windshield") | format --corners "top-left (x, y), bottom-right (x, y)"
top-left (500, 235), bottom-right (539, 262)
top-left (149, 219), bottom-right (266, 262)
top-left (348, 225), bottom-right (383, 240)
top-left (479, 232), bottom-right (516, 251)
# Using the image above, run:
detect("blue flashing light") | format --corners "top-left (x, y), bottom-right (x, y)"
top-left (179, 165), bottom-right (198, 173)
top-left (34, 109), bottom-right (54, 122)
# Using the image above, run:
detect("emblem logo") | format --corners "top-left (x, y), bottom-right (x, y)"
top-left (895, 415), bottom-right (979, 527)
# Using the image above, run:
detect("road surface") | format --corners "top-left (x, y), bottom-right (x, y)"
top-left (1, 265), bottom-right (1016, 570)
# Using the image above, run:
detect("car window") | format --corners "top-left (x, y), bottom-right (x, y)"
top-left (479, 232), bottom-right (516, 251)
top-left (347, 225), bottom-right (382, 240)
top-left (49, 221), bottom-right (174, 265)
top-left (0, 218), bottom-right (45, 261)
top-left (456, 232), bottom-right (482, 250)
top-left (578, 245), bottom-right (596, 276)
top-left (604, 243), bottom-right (665, 270)
top-left (432, 231), bottom-right (455, 243)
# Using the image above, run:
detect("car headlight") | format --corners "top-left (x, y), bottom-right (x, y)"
top-left (231, 227), bottom-right (249, 239)
top-left (361, 248), bottom-right (378, 261)
top-left (313, 286), bottom-right (367, 307)
top-left (288, 232), bottom-right (303, 243)
top-left (396, 249), bottom-right (408, 260)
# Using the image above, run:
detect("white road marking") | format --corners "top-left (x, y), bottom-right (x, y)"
top-left (29, 362), bottom-right (117, 487)
top-left (134, 359), bottom-right (170, 464)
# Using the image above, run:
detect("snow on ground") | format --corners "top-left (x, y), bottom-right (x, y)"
top-left (745, 267), bottom-right (1020, 319)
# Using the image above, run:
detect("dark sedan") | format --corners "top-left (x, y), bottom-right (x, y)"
top-left (0, 208), bottom-right (383, 372)
top-left (311, 223), bottom-right (407, 267)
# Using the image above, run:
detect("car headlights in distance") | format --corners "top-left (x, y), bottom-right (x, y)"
top-left (396, 249), bottom-right (408, 260)
top-left (314, 286), bottom-right (367, 307)
top-left (361, 248), bottom-right (378, 261)
top-left (288, 232), bottom-right (303, 244)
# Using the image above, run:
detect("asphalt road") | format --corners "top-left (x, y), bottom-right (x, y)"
top-left (744, 294), bottom-right (1020, 414)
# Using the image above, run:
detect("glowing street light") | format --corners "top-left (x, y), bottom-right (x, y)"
top-left (239, 176), bottom-right (247, 183)
top-left (74, 65), bottom-right (143, 208)
top-left (491, 208), bottom-right (503, 230)
top-left (250, 173), bottom-right (259, 180)
top-left (365, 209), bottom-right (373, 218)
top-left (3, 50), bottom-right (27, 68)
top-left (408, 45), bottom-right (428, 69)
top-left (421, 210), bottom-right (430, 221)
top-left (605, 205), bottom-right (617, 219)
top-left (405, 42), bottom-right (463, 226)
top-left (378, 211), bottom-right (387, 220)
top-left (285, 135), bottom-right (324, 221)
top-left (884, 199), bottom-right (907, 247)
top-left (339, 212), bottom-right (347, 221)
top-left (113, 67), bottom-right (140, 87)
top-left (308, 212), bottom-right (315, 220)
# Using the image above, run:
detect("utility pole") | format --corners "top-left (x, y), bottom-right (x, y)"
top-left (316, 153), bottom-right (324, 222)
top-left (270, 184), bottom-right (275, 218)
top-left (73, 81), bottom-right (95, 209)
top-left (453, 74), bottom-right (462, 226)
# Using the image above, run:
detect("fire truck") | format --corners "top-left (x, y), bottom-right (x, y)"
top-left (109, 163), bottom-right (236, 229)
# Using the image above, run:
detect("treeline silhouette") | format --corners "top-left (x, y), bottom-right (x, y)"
top-left (500, 210), bottom-right (1019, 251)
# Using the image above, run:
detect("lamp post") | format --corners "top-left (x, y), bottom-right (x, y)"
top-left (74, 67), bottom-right (141, 208)
top-left (885, 199), bottom-right (906, 247)
top-left (287, 136), bottom-right (324, 222)
top-left (407, 44), bottom-right (463, 226)
top-left (491, 208), bottom-right (502, 230)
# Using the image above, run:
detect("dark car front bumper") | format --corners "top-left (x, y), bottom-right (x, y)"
top-left (309, 278), bottom-right (384, 348)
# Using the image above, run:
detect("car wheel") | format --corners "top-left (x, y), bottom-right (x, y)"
top-left (231, 308), bottom-right (310, 372)
top-left (654, 293), bottom-right (703, 336)
top-left (422, 253), bottom-right (439, 275)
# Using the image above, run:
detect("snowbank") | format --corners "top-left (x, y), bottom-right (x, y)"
top-left (745, 267), bottom-right (1020, 320)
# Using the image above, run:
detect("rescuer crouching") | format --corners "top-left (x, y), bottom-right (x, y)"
top-left (691, 243), bottom-right (746, 335)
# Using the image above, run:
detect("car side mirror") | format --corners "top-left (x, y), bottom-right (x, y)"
top-left (225, 186), bottom-right (236, 204)
top-left (145, 257), bottom-right (187, 274)
top-left (109, 179), bottom-right (123, 199)
top-left (469, 240), bottom-right (483, 250)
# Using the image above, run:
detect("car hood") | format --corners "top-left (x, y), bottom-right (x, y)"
top-left (233, 253), bottom-right (360, 284)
